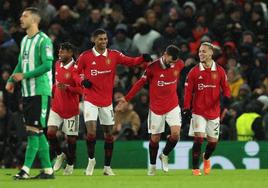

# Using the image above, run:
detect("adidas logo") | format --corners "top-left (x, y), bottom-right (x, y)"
top-left (160, 74), bottom-right (164, 78)
top-left (92, 61), bottom-right (96, 65)
top-left (198, 75), bottom-right (203, 79)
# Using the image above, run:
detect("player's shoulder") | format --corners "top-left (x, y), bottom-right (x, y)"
top-left (108, 49), bottom-right (123, 56)
top-left (216, 63), bottom-right (225, 71)
top-left (79, 49), bottom-right (93, 57)
top-left (38, 32), bottom-right (51, 41)
top-left (147, 59), bottom-right (160, 69)
top-left (175, 59), bottom-right (185, 68)
top-left (188, 64), bottom-right (199, 74)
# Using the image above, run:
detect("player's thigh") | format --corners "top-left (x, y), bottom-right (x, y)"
top-left (47, 110), bottom-right (63, 128)
top-left (147, 110), bottom-right (165, 134)
top-left (83, 101), bottom-right (98, 122)
top-left (22, 95), bottom-right (49, 128)
top-left (206, 117), bottom-right (220, 140)
top-left (99, 104), bottom-right (114, 125)
top-left (188, 114), bottom-right (207, 137)
top-left (166, 105), bottom-right (182, 127)
top-left (62, 115), bottom-right (79, 136)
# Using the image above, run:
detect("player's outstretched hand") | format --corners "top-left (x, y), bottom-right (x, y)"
top-left (142, 54), bottom-right (153, 62)
top-left (57, 83), bottom-right (67, 90)
top-left (115, 97), bottom-right (127, 112)
top-left (81, 79), bottom-right (92, 88)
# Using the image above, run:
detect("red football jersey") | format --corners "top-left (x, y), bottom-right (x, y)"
top-left (51, 60), bottom-right (82, 118)
top-left (125, 58), bottom-right (184, 115)
top-left (184, 62), bottom-right (231, 119)
top-left (74, 47), bottom-right (144, 107)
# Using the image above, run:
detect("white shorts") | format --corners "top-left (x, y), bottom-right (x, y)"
top-left (188, 114), bottom-right (220, 139)
top-left (147, 105), bottom-right (181, 134)
top-left (47, 110), bottom-right (79, 136)
top-left (83, 101), bottom-right (114, 125)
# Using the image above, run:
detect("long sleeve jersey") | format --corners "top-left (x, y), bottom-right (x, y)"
top-left (125, 58), bottom-right (184, 115)
top-left (9, 32), bottom-right (53, 97)
top-left (74, 47), bottom-right (144, 107)
top-left (51, 60), bottom-right (82, 118)
top-left (184, 61), bottom-right (231, 119)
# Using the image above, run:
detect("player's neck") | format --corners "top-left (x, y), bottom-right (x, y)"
top-left (202, 60), bottom-right (213, 68)
top-left (26, 25), bottom-right (39, 38)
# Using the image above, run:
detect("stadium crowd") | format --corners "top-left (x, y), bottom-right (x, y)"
top-left (0, 0), bottom-right (268, 168)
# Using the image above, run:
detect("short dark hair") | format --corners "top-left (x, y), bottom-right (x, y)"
top-left (166, 45), bottom-right (181, 61)
top-left (92, 28), bottom-right (107, 38)
top-left (60, 42), bottom-right (74, 52)
top-left (24, 7), bottom-right (41, 18)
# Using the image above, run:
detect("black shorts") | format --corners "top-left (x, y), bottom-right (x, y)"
top-left (22, 95), bottom-right (50, 128)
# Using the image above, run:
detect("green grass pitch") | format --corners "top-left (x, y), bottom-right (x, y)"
top-left (1, 169), bottom-right (268, 188)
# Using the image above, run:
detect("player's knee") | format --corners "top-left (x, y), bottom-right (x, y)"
top-left (47, 129), bottom-right (57, 139)
top-left (150, 135), bottom-right (160, 143)
top-left (86, 133), bottom-right (96, 140)
top-left (170, 132), bottom-right (180, 141)
top-left (194, 137), bottom-right (204, 144)
top-left (104, 135), bottom-right (114, 143)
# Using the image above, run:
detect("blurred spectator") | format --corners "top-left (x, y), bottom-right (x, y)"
top-left (152, 20), bottom-right (183, 57)
top-left (131, 17), bottom-right (161, 54)
top-left (225, 3), bottom-right (245, 43)
top-left (182, 1), bottom-right (196, 31)
top-left (144, 9), bottom-right (161, 32)
top-left (104, 5), bottom-right (126, 35)
top-left (122, 0), bottom-right (148, 24)
top-left (114, 102), bottom-right (141, 140)
top-left (33, 0), bottom-right (57, 28)
top-left (227, 67), bottom-right (244, 98)
top-left (73, 0), bottom-right (92, 24)
top-left (189, 23), bottom-right (209, 55)
top-left (110, 24), bottom-right (138, 56)
top-left (236, 99), bottom-right (266, 141)
top-left (0, 26), bottom-right (19, 69)
top-left (79, 8), bottom-right (103, 39)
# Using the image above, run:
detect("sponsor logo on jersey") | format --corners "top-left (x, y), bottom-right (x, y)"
top-left (106, 58), bottom-right (111, 65)
top-left (173, 70), bottom-right (179, 77)
top-left (92, 61), bottom-right (96, 65)
top-left (160, 74), bottom-right (164, 78)
top-left (197, 83), bottom-right (216, 90)
top-left (211, 72), bottom-right (218, 80)
top-left (157, 80), bottom-right (177, 87)
top-left (91, 69), bottom-right (112, 76)
top-left (198, 75), bottom-right (203, 79)
top-left (64, 72), bottom-right (71, 79)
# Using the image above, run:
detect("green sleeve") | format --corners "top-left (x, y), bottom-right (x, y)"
top-left (7, 54), bottom-right (22, 82)
top-left (23, 38), bottom-right (53, 79)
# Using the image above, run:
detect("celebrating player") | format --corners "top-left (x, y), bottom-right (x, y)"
top-left (74, 28), bottom-right (152, 176)
top-left (47, 42), bottom-right (82, 175)
top-left (183, 42), bottom-right (231, 176)
top-left (116, 45), bottom-right (184, 175)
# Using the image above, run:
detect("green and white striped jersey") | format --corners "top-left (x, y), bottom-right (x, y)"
top-left (12, 31), bottom-right (53, 97)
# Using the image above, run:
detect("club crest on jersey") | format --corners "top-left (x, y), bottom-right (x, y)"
top-left (211, 72), bottom-right (218, 80)
top-left (64, 72), bottom-right (71, 79)
top-left (106, 58), bottom-right (111, 65)
top-left (173, 70), bottom-right (179, 77)
top-left (23, 51), bottom-right (29, 59)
